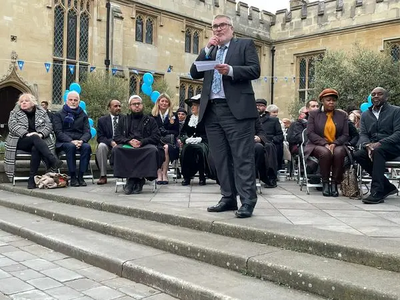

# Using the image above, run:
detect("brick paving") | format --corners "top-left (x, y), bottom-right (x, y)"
top-left (0, 230), bottom-right (176, 300)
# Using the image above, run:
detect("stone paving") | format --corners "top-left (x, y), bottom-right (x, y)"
top-left (11, 177), bottom-right (400, 241)
top-left (0, 230), bottom-right (176, 300)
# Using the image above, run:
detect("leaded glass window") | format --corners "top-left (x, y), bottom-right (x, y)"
top-left (179, 84), bottom-right (186, 107)
top-left (52, 60), bottom-right (63, 104)
top-left (79, 64), bottom-right (88, 82)
top-left (185, 29), bottom-right (191, 53)
top-left (54, 6), bottom-right (64, 58)
top-left (299, 58), bottom-right (306, 90)
top-left (67, 9), bottom-right (77, 60)
top-left (308, 57), bottom-right (315, 88)
top-left (195, 86), bottom-right (202, 96)
top-left (145, 18), bottom-right (153, 44)
top-left (188, 85), bottom-right (194, 99)
top-left (136, 16), bottom-right (143, 42)
top-left (79, 13), bottom-right (89, 62)
top-left (193, 31), bottom-right (199, 54)
top-left (129, 75), bottom-right (138, 96)
top-left (391, 45), bottom-right (400, 62)
top-left (297, 53), bottom-right (324, 102)
top-left (66, 63), bottom-right (76, 90)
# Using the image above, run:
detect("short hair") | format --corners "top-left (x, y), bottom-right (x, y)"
top-left (266, 104), bottom-right (279, 113)
top-left (108, 99), bottom-right (120, 108)
top-left (213, 14), bottom-right (233, 26)
top-left (67, 91), bottom-right (80, 100)
top-left (18, 93), bottom-right (37, 106)
top-left (305, 99), bottom-right (318, 109)
top-left (298, 106), bottom-right (306, 114)
top-left (41, 101), bottom-right (49, 106)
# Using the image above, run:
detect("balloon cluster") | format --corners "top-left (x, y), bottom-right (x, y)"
top-left (63, 83), bottom-right (97, 138)
top-left (141, 73), bottom-right (160, 103)
top-left (360, 95), bottom-right (372, 112)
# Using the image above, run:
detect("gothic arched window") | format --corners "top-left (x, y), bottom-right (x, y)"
top-left (136, 16), bottom-right (143, 42)
top-left (185, 29), bottom-right (191, 53)
top-left (193, 31), bottom-right (199, 54)
top-left (145, 18), bottom-right (153, 44)
top-left (66, 9), bottom-right (77, 60)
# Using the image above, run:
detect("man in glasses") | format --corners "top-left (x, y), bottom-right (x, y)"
top-left (95, 99), bottom-right (122, 185)
top-left (190, 14), bottom-right (261, 218)
top-left (111, 95), bottom-right (162, 195)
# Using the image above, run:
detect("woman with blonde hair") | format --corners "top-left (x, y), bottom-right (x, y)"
top-left (5, 93), bottom-right (62, 188)
top-left (151, 93), bottom-right (179, 184)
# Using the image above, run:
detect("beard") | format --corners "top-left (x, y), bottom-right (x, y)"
top-left (132, 111), bottom-right (143, 118)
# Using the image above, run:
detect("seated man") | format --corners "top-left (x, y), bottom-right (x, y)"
top-left (95, 99), bottom-right (122, 185)
top-left (53, 91), bottom-right (92, 187)
top-left (354, 87), bottom-right (400, 204)
top-left (112, 95), bottom-right (163, 195)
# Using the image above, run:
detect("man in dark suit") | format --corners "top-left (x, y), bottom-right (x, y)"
top-left (190, 14), bottom-right (260, 218)
top-left (96, 99), bottom-right (122, 185)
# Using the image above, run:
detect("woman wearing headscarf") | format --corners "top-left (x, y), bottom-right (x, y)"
top-left (53, 91), bottom-right (91, 187)
top-left (304, 88), bottom-right (349, 197)
top-left (179, 95), bottom-right (209, 186)
top-left (5, 93), bottom-right (61, 188)
top-left (151, 93), bottom-right (179, 184)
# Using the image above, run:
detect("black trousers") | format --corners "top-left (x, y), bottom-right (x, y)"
top-left (354, 144), bottom-right (399, 194)
top-left (17, 135), bottom-right (55, 177)
top-left (204, 102), bottom-right (257, 207)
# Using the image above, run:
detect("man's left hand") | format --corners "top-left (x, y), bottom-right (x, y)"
top-left (215, 64), bottom-right (230, 75)
top-left (368, 142), bottom-right (381, 150)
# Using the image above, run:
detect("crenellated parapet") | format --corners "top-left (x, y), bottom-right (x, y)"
top-left (271, 0), bottom-right (400, 41)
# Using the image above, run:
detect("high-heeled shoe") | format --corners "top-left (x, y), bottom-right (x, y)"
top-left (322, 182), bottom-right (331, 197)
top-left (331, 183), bottom-right (339, 197)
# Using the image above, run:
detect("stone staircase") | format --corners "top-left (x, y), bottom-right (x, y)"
top-left (0, 184), bottom-right (400, 300)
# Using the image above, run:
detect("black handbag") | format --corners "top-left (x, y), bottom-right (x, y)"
top-left (160, 134), bottom-right (175, 145)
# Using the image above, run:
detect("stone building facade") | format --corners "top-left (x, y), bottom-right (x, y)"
top-left (0, 0), bottom-right (399, 136)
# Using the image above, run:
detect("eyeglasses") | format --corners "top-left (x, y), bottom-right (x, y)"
top-left (212, 22), bottom-right (231, 30)
top-left (130, 102), bottom-right (142, 106)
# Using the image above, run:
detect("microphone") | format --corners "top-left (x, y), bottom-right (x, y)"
top-left (206, 45), bottom-right (216, 59)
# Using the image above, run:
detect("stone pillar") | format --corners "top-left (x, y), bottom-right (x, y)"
top-left (290, 0), bottom-right (308, 10)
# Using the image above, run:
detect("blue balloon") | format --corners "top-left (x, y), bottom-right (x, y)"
top-left (88, 118), bottom-right (94, 127)
top-left (69, 82), bottom-right (81, 94)
top-left (84, 110), bottom-right (88, 115)
top-left (90, 127), bottom-right (97, 138)
top-left (360, 102), bottom-right (371, 113)
top-left (151, 91), bottom-right (161, 103)
top-left (79, 100), bottom-right (86, 110)
top-left (143, 73), bottom-right (154, 85)
top-left (367, 95), bottom-right (372, 104)
top-left (141, 83), bottom-right (152, 96)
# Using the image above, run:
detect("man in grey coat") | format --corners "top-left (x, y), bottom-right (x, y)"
top-left (354, 87), bottom-right (400, 204)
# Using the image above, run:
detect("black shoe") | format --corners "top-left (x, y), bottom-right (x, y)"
top-left (316, 187), bottom-right (323, 191)
top-left (199, 179), bottom-right (206, 186)
top-left (181, 179), bottom-right (191, 186)
top-left (363, 192), bottom-right (385, 204)
top-left (132, 178), bottom-right (145, 194)
top-left (70, 177), bottom-right (79, 187)
top-left (331, 183), bottom-right (339, 197)
top-left (207, 201), bottom-right (238, 213)
top-left (383, 183), bottom-right (398, 199)
top-left (264, 179), bottom-right (277, 188)
top-left (27, 177), bottom-right (36, 189)
top-left (235, 204), bottom-right (254, 218)
top-left (78, 177), bottom-right (87, 187)
top-left (322, 182), bottom-right (331, 197)
top-left (124, 178), bottom-right (135, 195)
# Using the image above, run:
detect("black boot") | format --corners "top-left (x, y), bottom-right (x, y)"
top-left (322, 182), bottom-right (331, 197)
top-left (27, 176), bottom-right (36, 189)
top-left (78, 172), bottom-right (87, 187)
top-left (199, 173), bottom-right (206, 186)
top-left (124, 178), bottom-right (135, 195)
top-left (331, 183), bottom-right (339, 197)
top-left (181, 178), bottom-right (191, 186)
top-left (133, 178), bottom-right (145, 194)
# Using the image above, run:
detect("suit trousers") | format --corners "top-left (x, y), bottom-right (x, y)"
top-left (204, 102), bottom-right (257, 207)
top-left (59, 142), bottom-right (91, 176)
top-left (96, 143), bottom-right (111, 177)
top-left (354, 144), bottom-right (399, 195)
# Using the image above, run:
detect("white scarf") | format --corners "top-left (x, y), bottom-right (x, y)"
top-left (188, 114), bottom-right (199, 128)
top-left (160, 109), bottom-right (169, 123)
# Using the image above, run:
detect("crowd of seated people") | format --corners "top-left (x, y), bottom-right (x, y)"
top-left (4, 86), bottom-right (400, 205)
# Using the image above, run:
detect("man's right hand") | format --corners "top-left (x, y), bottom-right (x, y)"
top-left (111, 141), bottom-right (117, 148)
top-left (207, 36), bottom-right (219, 49)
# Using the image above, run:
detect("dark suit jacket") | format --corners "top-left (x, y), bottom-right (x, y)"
top-left (259, 114), bottom-right (284, 145)
top-left (190, 38), bottom-right (261, 122)
top-left (97, 114), bottom-right (118, 147)
top-left (153, 113), bottom-right (179, 138)
top-left (304, 108), bottom-right (349, 158)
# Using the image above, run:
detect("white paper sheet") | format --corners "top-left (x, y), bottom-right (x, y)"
top-left (194, 60), bottom-right (219, 72)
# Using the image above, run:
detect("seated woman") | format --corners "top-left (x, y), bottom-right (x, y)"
top-left (305, 88), bottom-right (349, 197)
top-left (5, 93), bottom-right (61, 189)
top-left (179, 95), bottom-right (209, 186)
top-left (151, 93), bottom-right (179, 184)
top-left (112, 95), bottom-right (162, 195)
top-left (53, 91), bottom-right (92, 187)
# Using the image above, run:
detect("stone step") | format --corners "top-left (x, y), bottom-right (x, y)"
top-left (0, 206), bottom-right (323, 300)
top-left (2, 184), bottom-right (400, 274)
top-left (0, 191), bottom-right (399, 299)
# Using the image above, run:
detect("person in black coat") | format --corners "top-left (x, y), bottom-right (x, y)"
top-left (179, 95), bottom-right (209, 186)
top-left (53, 91), bottom-right (91, 187)
top-left (354, 87), bottom-right (400, 204)
top-left (95, 99), bottom-right (122, 185)
top-left (259, 109), bottom-right (284, 187)
top-left (151, 93), bottom-right (179, 184)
